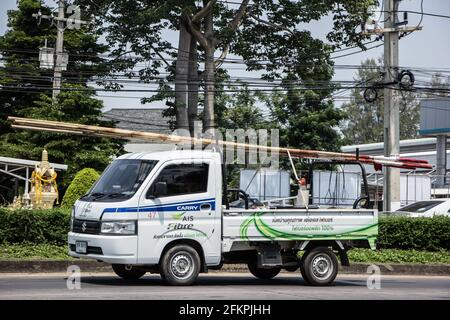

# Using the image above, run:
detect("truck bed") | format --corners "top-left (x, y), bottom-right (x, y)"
top-left (222, 208), bottom-right (377, 248)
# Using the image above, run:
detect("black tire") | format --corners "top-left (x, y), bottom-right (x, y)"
top-left (300, 247), bottom-right (338, 286)
top-left (299, 260), bottom-right (310, 285)
top-left (248, 260), bottom-right (281, 279)
top-left (111, 264), bottom-right (146, 280)
top-left (160, 244), bottom-right (201, 286)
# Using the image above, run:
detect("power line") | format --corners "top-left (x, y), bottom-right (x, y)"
top-left (1, 83), bottom-right (448, 95)
top-left (6, 56), bottom-right (450, 76)
top-left (2, 46), bottom-right (389, 68)
top-left (331, 42), bottom-right (384, 59)
top-left (406, 10), bottom-right (450, 19)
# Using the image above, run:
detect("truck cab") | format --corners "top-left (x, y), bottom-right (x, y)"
top-left (69, 150), bottom-right (223, 282)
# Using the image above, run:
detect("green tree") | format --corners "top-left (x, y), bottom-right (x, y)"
top-left (0, 0), bottom-right (108, 131)
top-left (220, 82), bottom-right (267, 130)
top-left (75, 0), bottom-right (376, 134)
top-left (262, 74), bottom-right (345, 152)
top-left (61, 168), bottom-right (100, 209)
top-left (340, 58), bottom-right (420, 144)
top-left (0, 87), bottom-right (123, 197)
top-left (0, 0), bottom-right (123, 202)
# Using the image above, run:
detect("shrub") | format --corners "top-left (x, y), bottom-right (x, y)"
top-left (61, 168), bottom-right (99, 209)
top-left (0, 208), bottom-right (70, 245)
top-left (0, 207), bottom-right (449, 251)
top-left (378, 216), bottom-right (450, 251)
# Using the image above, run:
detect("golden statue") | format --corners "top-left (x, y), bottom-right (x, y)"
top-left (29, 149), bottom-right (59, 209)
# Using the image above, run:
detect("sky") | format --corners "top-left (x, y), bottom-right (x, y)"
top-left (1, 0), bottom-right (450, 111)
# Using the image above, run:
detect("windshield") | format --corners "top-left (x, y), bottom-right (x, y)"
top-left (81, 159), bottom-right (158, 202)
top-left (397, 201), bottom-right (444, 213)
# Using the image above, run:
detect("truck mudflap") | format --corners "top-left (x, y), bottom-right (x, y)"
top-left (338, 250), bottom-right (350, 267)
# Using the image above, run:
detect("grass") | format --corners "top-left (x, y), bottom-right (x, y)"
top-left (348, 248), bottom-right (450, 264)
top-left (0, 243), bottom-right (72, 260)
top-left (0, 244), bottom-right (449, 264)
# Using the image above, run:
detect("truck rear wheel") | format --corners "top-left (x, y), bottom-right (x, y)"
top-left (248, 261), bottom-right (281, 279)
top-left (112, 264), bottom-right (146, 280)
top-left (160, 244), bottom-right (201, 286)
top-left (300, 247), bottom-right (338, 286)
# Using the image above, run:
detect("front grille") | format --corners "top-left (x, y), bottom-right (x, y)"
top-left (72, 219), bottom-right (101, 234)
top-left (69, 244), bottom-right (103, 255)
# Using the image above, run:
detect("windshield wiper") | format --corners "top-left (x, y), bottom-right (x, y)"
top-left (80, 192), bottom-right (131, 201)
top-left (80, 192), bottom-right (107, 201)
top-left (106, 192), bottom-right (131, 198)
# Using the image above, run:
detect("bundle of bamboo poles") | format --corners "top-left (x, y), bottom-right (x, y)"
top-left (7, 116), bottom-right (432, 170)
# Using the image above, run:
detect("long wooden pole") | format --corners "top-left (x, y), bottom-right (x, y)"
top-left (7, 116), bottom-right (432, 170)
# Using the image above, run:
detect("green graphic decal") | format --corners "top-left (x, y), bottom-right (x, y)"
top-left (172, 211), bottom-right (187, 220)
top-left (240, 213), bottom-right (256, 240)
top-left (239, 212), bottom-right (378, 241)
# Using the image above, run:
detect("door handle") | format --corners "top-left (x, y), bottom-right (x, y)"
top-left (200, 203), bottom-right (211, 211)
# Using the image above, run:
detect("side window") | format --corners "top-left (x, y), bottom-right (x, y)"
top-left (146, 163), bottom-right (209, 198)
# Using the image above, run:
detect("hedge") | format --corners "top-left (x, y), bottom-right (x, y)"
top-left (61, 168), bottom-right (100, 209)
top-left (0, 208), bottom-right (70, 246)
top-left (0, 208), bottom-right (449, 251)
top-left (378, 216), bottom-right (450, 251)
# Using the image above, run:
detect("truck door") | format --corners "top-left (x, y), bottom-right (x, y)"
top-left (137, 159), bottom-right (221, 265)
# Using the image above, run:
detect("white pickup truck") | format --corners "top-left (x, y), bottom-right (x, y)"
top-left (68, 150), bottom-right (378, 286)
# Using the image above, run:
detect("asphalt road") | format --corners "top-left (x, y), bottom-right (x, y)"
top-left (0, 272), bottom-right (449, 300)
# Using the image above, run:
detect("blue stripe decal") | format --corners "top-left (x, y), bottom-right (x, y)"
top-left (142, 198), bottom-right (216, 209)
top-left (139, 201), bottom-right (215, 212)
top-left (102, 198), bottom-right (216, 214)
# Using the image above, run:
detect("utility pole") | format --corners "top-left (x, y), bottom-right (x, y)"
top-left (33, 1), bottom-right (88, 100)
top-left (53, 0), bottom-right (65, 99)
top-left (362, 0), bottom-right (421, 212)
top-left (383, 0), bottom-right (401, 212)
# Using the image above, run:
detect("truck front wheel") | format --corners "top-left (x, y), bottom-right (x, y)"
top-left (112, 264), bottom-right (146, 280)
top-left (300, 247), bottom-right (338, 286)
top-left (248, 261), bottom-right (281, 279)
top-left (160, 245), bottom-right (201, 286)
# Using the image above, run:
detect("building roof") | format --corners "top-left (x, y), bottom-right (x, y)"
top-left (420, 98), bottom-right (450, 137)
top-left (0, 156), bottom-right (68, 170)
top-left (342, 137), bottom-right (450, 156)
top-left (101, 108), bottom-right (173, 135)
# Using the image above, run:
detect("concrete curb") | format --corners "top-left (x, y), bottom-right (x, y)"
top-left (0, 260), bottom-right (449, 275)
top-left (0, 260), bottom-right (112, 273)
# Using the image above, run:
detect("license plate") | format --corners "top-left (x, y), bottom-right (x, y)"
top-left (75, 241), bottom-right (87, 254)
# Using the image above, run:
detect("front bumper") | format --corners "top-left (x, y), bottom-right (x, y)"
top-left (68, 232), bottom-right (138, 264)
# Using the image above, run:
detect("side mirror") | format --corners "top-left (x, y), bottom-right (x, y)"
top-left (153, 181), bottom-right (167, 197)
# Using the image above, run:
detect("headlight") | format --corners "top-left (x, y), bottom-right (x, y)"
top-left (101, 221), bottom-right (137, 235)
